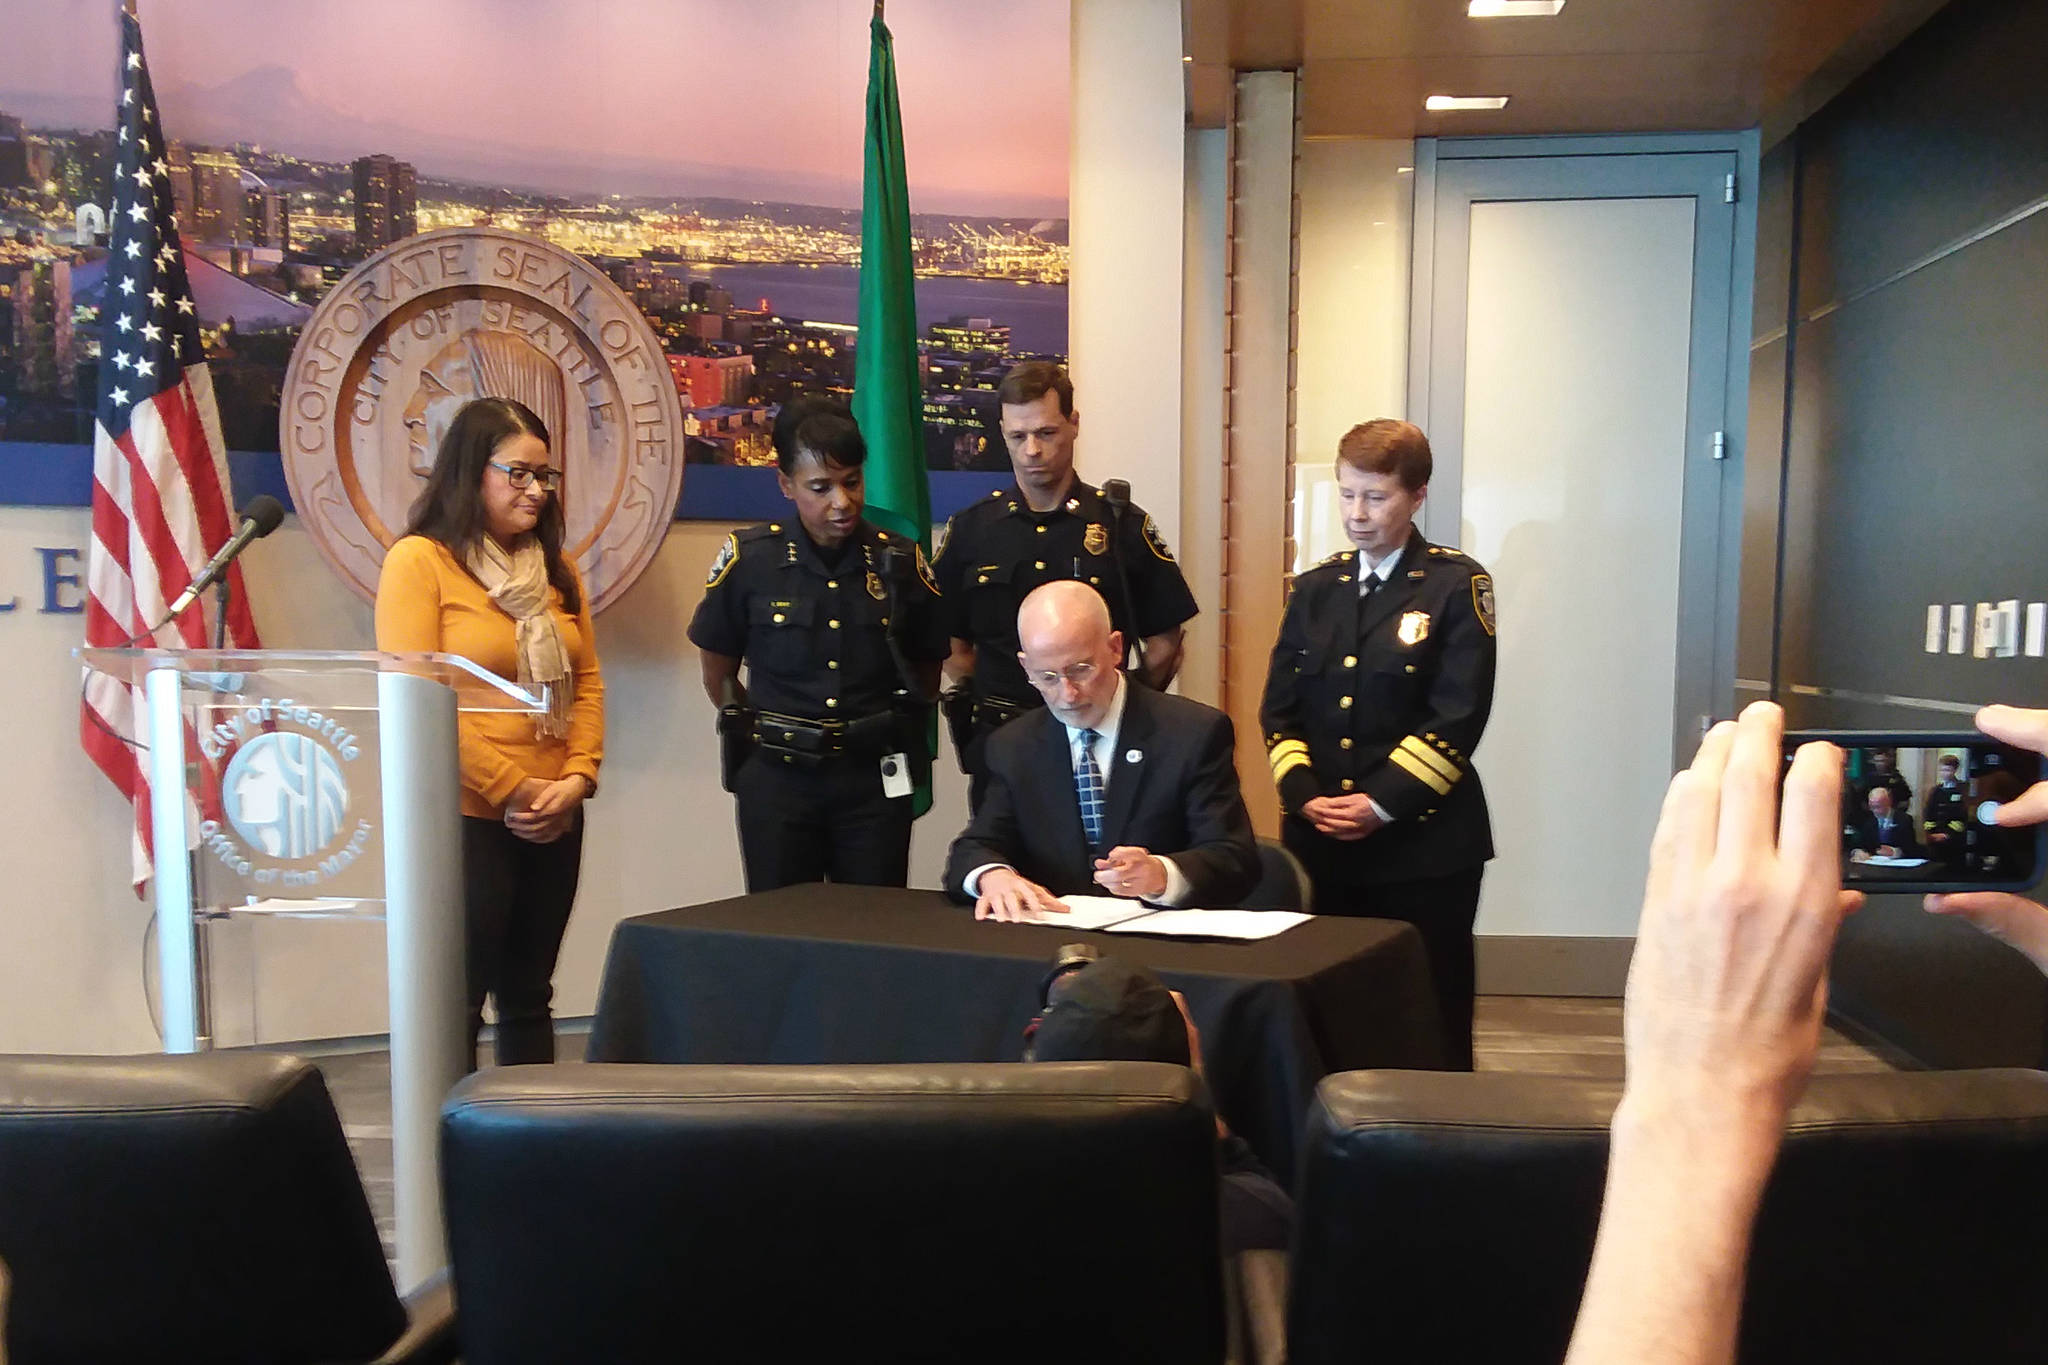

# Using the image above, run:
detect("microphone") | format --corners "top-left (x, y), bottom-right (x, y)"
top-left (166, 495), bottom-right (284, 620)
top-left (1101, 478), bottom-right (1131, 512)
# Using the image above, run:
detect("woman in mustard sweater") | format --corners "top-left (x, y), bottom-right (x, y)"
top-left (375, 397), bottom-right (604, 1067)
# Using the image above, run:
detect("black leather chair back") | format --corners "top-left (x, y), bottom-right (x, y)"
top-left (442, 1061), bottom-right (1225, 1365)
top-left (0, 1052), bottom-right (405, 1365)
top-left (1236, 837), bottom-right (1313, 912)
top-left (1289, 1068), bottom-right (2048, 1365)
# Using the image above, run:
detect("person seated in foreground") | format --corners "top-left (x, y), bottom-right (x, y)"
top-left (1565, 702), bottom-right (2048, 1365)
top-left (1023, 952), bottom-right (1296, 1257)
top-left (944, 581), bottom-right (1260, 921)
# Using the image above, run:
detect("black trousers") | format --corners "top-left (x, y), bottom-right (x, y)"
top-left (1313, 867), bottom-right (1485, 1071)
top-left (734, 750), bottom-right (913, 892)
top-left (460, 813), bottom-right (584, 1069)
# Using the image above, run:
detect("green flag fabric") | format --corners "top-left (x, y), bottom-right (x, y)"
top-left (852, 13), bottom-right (929, 546)
top-left (852, 11), bottom-right (936, 816)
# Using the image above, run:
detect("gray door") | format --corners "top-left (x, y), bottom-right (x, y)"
top-left (1412, 144), bottom-right (1746, 944)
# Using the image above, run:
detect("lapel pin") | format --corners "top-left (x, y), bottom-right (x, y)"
top-left (1125, 749), bottom-right (1142, 764)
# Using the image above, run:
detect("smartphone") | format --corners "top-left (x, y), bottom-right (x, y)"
top-left (1780, 731), bottom-right (2044, 893)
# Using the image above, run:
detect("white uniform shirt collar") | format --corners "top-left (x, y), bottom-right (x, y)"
top-left (1358, 543), bottom-right (1405, 594)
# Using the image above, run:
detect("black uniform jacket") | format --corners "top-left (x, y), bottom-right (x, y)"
top-left (1259, 527), bottom-right (1496, 885)
top-left (932, 479), bottom-right (1198, 706)
top-left (687, 518), bottom-right (947, 721)
top-left (942, 684), bottom-right (1260, 906)
top-left (1923, 781), bottom-right (1968, 852)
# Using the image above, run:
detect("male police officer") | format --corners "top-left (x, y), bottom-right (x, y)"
top-left (1260, 419), bottom-right (1496, 1069)
top-left (1923, 754), bottom-right (1968, 866)
top-left (933, 362), bottom-right (1198, 806)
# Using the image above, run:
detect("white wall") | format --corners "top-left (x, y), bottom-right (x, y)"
top-left (1293, 139), bottom-right (1415, 569)
top-left (1070, 0), bottom-right (1186, 555)
top-left (0, 508), bottom-right (969, 1054)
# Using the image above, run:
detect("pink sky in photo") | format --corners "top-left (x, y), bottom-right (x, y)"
top-left (1, 0), bottom-right (1071, 217)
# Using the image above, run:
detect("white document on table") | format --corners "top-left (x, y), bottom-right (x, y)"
top-left (1012, 894), bottom-right (1158, 930)
top-left (1100, 909), bottom-right (1312, 941)
top-left (1858, 856), bottom-right (1929, 868)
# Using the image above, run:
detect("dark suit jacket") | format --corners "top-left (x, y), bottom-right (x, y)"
top-left (943, 684), bottom-right (1261, 908)
top-left (1847, 809), bottom-right (1922, 857)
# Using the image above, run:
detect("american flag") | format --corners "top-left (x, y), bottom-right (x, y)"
top-left (82, 7), bottom-right (261, 889)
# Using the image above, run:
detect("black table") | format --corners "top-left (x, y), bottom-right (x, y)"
top-left (587, 884), bottom-right (1445, 1184)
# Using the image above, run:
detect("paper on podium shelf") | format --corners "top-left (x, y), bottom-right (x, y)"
top-left (1100, 908), bottom-right (1313, 941)
top-left (1857, 856), bottom-right (1929, 868)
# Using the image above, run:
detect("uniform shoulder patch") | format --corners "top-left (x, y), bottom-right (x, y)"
top-left (914, 544), bottom-right (939, 595)
top-left (1140, 513), bottom-right (1178, 563)
top-left (704, 533), bottom-right (741, 587)
top-left (1471, 573), bottom-right (1497, 636)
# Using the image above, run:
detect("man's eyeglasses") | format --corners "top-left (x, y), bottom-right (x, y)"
top-left (1026, 662), bottom-right (1098, 690)
top-left (489, 461), bottom-right (562, 492)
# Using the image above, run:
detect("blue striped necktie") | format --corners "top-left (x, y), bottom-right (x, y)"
top-left (1076, 728), bottom-right (1105, 849)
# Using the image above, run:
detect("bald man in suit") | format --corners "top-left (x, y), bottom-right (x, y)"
top-left (944, 580), bottom-right (1260, 920)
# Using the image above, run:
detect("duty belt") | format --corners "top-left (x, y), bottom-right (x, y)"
top-left (753, 709), bottom-right (901, 761)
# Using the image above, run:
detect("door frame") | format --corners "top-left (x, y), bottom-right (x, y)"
top-left (1407, 131), bottom-right (1761, 766)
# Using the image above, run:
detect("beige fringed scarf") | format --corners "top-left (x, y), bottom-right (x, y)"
top-left (468, 535), bottom-right (574, 738)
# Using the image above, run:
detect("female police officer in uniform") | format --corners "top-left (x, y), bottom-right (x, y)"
top-left (1260, 419), bottom-right (1497, 1069)
top-left (689, 397), bottom-right (947, 891)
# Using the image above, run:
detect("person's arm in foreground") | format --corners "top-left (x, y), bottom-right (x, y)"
top-left (1565, 702), bottom-right (1860, 1365)
top-left (1924, 704), bottom-right (2048, 975)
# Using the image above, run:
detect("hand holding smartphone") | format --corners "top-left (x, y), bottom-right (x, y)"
top-left (1781, 730), bottom-right (2045, 893)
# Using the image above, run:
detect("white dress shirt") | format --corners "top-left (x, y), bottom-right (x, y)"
top-left (964, 675), bottom-right (1192, 904)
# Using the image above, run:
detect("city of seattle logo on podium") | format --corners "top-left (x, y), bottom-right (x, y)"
top-left (197, 698), bottom-right (377, 892)
top-left (279, 227), bottom-right (686, 612)
top-left (223, 732), bottom-right (348, 860)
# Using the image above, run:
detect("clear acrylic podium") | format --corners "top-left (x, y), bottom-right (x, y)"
top-left (78, 648), bottom-right (545, 1287)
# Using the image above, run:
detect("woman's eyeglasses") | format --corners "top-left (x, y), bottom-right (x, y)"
top-left (489, 461), bottom-right (562, 492)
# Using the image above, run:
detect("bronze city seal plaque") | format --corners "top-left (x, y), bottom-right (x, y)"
top-left (280, 227), bottom-right (686, 612)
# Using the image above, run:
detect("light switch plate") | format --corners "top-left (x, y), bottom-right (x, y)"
top-left (2027, 603), bottom-right (2046, 658)
top-left (1997, 599), bottom-right (2021, 658)
top-left (1926, 604), bottom-right (1945, 653)
top-left (1948, 603), bottom-right (1967, 654)
top-left (1974, 603), bottom-right (1994, 659)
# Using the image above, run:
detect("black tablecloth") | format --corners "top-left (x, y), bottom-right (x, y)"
top-left (587, 884), bottom-right (1445, 1184)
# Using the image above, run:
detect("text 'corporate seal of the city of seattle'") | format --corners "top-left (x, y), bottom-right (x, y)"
top-left (279, 227), bottom-right (685, 611)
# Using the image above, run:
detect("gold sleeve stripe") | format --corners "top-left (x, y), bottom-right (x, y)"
top-left (1399, 736), bottom-right (1462, 785)
top-left (1267, 738), bottom-right (1310, 766)
top-left (1390, 747), bottom-right (1452, 795)
top-left (1270, 744), bottom-right (1312, 781)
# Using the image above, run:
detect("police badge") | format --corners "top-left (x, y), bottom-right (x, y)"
top-left (867, 570), bottom-right (886, 601)
top-left (1397, 610), bottom-right (1431, 646)
top-left (1141, 514), bottom-right (1177, 562)
top-left (1083, 522), bottom-right (1108, 556)
top-left (1471, 574), bottom-right (1497, 636)
top-left (704, 533), bottom-right (738, 587)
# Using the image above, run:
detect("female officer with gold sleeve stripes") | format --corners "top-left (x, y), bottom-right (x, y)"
top-left (688, 397), bottom-right (947, 891)
top-left (1259, 419), bottom-right (1497, 1069)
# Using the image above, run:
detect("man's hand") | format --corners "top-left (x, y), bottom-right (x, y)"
top-left (1094, 846), bottom-right (1167, 900)
top-left (974, 867), bottom-right (1067, 922)
top-left (1924, 703), bottom-right (2048, 975)
top-left (1564, 702), bottom-right (1860, 1365)
top-left (1621, 702), bottom-right (1860, 1143)
top-left (1302, 793), bottom-right (1384, 841)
